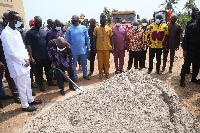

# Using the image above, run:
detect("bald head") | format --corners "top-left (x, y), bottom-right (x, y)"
top-left (56, 37), bottom-right (66, 48)
top-left (170, 14), bottom-right (178, 24)
top-left (156, 14), bottom-right (163, 20)
top-left (133, 21), bottom-right (139, 26)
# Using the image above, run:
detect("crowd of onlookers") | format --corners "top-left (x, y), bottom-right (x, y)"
top-left (0, 7), bottom-right (200, 112)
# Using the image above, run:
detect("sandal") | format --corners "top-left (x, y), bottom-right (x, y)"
top-left (99, 74), bottom-right (103, 79)
top-left (105, 74), bottom-right (110, 79)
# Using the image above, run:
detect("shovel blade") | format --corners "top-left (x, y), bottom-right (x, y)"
top-left (75, 86), bottom-right (86, 92)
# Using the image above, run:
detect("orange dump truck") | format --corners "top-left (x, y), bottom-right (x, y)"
top-left (110, 10), bottom-right (139, 28)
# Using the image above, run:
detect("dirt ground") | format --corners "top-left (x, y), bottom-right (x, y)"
top-left (0, 47), bottom-right (200, 133)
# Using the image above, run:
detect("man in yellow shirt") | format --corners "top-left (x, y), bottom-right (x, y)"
top-left (93, 13), bottom-right (113, 79)
top-left (146, 14), bottom-right (169, 74)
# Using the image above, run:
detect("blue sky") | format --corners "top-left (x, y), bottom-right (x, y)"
top-left (23, 0), bottom-right (200, 26)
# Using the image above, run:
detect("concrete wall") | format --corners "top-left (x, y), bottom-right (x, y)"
top-left (0, 0), bottom-right (26, 28)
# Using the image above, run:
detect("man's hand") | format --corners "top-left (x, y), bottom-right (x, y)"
top-left (183, 51), bottom-right (187, 58)
top-left (0, 62), bottom-right (5, 70)
top-left (30, 57), bottom-right (36, 65)
top-left (51, 62), bottom-right (56, 68)
top-left (64, 71), bottom-right (68, 77)
top-left (87, 49), bottom-right (91, 56)
top-left (24, 59), bottom-right (30, 67)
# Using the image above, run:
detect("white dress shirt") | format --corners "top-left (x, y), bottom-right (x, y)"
top-left (1, 26), bottom-right (30, 78)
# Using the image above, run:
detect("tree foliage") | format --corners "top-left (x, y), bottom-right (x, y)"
top-left (65, 21), bottom-right (72, 28)
top-left (177, 12), bottom-right (191, 29)
top-left (183, 0), bottom-right (197, 15)
top-left (159, 0), bottom-right (180, 12)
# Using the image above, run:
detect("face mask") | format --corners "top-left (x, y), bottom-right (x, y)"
top-left (15, 21), bottom-right (22, 28)
top-left (62, 26), bottom-right (66, 30)
top-left (71, 20), bottom-right (78, 25)
top-left (156, 19), bottom-right (161, 24)
top-left (55, 26), bottom-right (61, 31)
top-left (171, 21), bottom-right (176, 24)
top-left (116, 23), bottom-right (121, 26)
top-left (191, 14), bottom-right (197, 19)
top-left (57, 47), bottom-right (66, 52)
top-left (133, 26), bottom-right (138, 30)
top-left (142, 23), bottom-right (147, 26)
top-left (35, 23), bottom-right (42, 28)
top-left (19, 28), bottom-right (25, 32)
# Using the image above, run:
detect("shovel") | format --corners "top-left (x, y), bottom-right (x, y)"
top-left (55, 67), bottom-right (86, 92)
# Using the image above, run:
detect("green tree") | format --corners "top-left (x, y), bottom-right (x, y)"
top-left (65, 21), bottom-right (72, 28)
top-left (159, 0), bottom-right (180, 11)
top-left (183, 0), bottom-right (197, 15)
top-left (177, 12), bottom-right (191, 29)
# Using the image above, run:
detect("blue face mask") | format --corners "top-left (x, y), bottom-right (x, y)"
top-left (55, 26), bottom-right (61, 31)
top-left (71, 20), bottom-right (78, 25)
top-left (19, 28), bottom-right (25, 32)
top-left (156, 19), bottom-right (161, 24)
top-left (133, 26), bottom-right (138, 30)
top-left (15, 21), bottom-right (22, 28)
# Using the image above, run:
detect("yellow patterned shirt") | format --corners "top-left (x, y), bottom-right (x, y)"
top-left (146, 22), bottom-right (169, 48)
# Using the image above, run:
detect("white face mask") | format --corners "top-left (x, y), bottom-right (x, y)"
top-left (57, 47), bottom-right (66, 51)
top-left (55, 26), bottom-right (61, 31)
top-left (142, 23), bottom-right (147, 26)
top-left (15, 21), bottom-right (22, 28)
top-left (116, 23), bottom-right (121, 26)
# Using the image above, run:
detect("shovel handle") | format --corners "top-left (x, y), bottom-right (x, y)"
top-left (54, 67), bottom-right (80, 90)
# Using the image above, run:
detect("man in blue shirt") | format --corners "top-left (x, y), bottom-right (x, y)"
top-left (25, 16), bottom-right (56, 92)
top-left (65, 15), bottom-right (91, 81)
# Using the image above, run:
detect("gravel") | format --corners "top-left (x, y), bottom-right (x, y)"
top-left (20, 69), bottom-right (200, 133)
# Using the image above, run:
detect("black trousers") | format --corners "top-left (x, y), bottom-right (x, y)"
top-left (148, 48), bottom-right (162, 71)
top-left (162, 48), bottom-right (176, 70)
top-left (5, 67), bottom-right (18, 98)
top-left (128, 51), bottom-right (140, 69)
top-left (56, 65), bottom-right (75, 90)
top-left (35, 58), bottom-right (52, 87)
top-left (180, 49), bottom-right (200, 81)
top-left (139, 49), bottom-right (147, 68)
top-left (90, 51), bottom-right (96, 73)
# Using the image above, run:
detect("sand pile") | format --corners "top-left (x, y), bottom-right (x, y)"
top-left (20, 69), bottom-right (200, 133)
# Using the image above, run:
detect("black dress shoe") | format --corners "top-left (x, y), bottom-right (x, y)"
top-left (29, 100), bottom-right (42, 105)
top-left (40, 86), bottom-right (45, 92)
top-left (147, 70), bottom-right (152, 74)
top-left (60, 90), bottom-right (65, 95)
top-left (0, 102), bottom-right (3, 108)
top-left (0, 95), bottom-right (13, 100)
top-left (31, 83), bottom-right (38, 88)
top-left (180, 80), bottom-right (186, 88)
top-left (83, 76), bottom-right (90, 80)
top-left (191, 79), bottom-right (200, 84)
top-left (87, 72), bottom-right (93, 76)
top-left (70, 87), bottom-right (76, 91)
top-left (138, 67), bottom-right (143, 70)
top-left (22, 106), bottom-right (37, 112)
top-left (14, 97), bottom-right (21, 104)
top-left (32, 91), bottom-right (36, 96)
top-left (156, 70), bottom-right (162, 75)
top-left (48, 82), bottom-right (57, 86)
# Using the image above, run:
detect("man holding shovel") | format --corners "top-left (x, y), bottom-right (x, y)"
top-left (48, 37), bottom-right (75, 95)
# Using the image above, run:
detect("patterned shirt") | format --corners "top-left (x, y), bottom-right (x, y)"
top-left (48, 40), bottom-right (72, 71)
top-left (146, 22), bottom-right (169, 48)
top-left (128, 28), bottom-right (145, 51)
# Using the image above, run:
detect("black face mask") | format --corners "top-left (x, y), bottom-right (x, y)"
top-left (191, 14), bottom-right (197, 19)
top-left (171, 21), bottom-right (176, 24)
top-left (35, 23), bottom-right (42, 28)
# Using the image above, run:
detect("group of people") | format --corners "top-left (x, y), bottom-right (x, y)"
top-left (0, 8), bottom-right (200, 112)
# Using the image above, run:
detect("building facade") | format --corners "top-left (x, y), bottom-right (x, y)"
top-left (0, 0), bottom-right (26, 28)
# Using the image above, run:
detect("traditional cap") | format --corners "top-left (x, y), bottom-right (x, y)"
top-left (29, 19), bottom-right (34, 26)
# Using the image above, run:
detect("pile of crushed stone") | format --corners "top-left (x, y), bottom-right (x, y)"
top-left (20, 69), bottom-right (200, 132)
